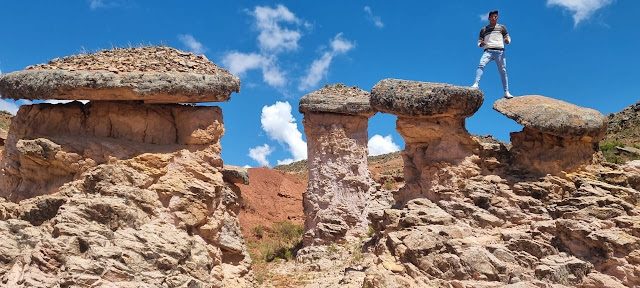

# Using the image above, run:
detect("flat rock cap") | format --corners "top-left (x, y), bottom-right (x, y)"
top-left (370, 79), bottom-right (483, 118)
top-left (493, 95), bottom-right (607, 140)
top-left (299, 84), bottom-right (375, 116)
top-left (0, 46), bottom-right (240, 103)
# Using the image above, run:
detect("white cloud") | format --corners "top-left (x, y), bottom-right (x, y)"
top-left (261, 63), bottom-right (286, 87)
top-left (277, 158), bottom-right (294, 166)
top-left (222, 52), bottom-right (267, 76)
top-left (220, 4), bottom-right (304, 88)
top-left (248, 144), bottom-right (274, 167)
top-left (331, 33), bottom-right (355, 53)
top-left (88, 0), bottom-right (121, 10)
top-left (243, 165), bottom-right (252, 168)
top-left (261, 101), bottom-right (307, 161)
top-left (178, 34), bottom-right (206, 54)
top-left (299, 53), bottom-right (332, 91)
top-left (0, 100), bottom-right (20, 115)
top-left (221, 52), bottom-right (286, 87)
top-left (547, 0), bottom-right (613, 26)
top-left (89, 0), bottom-right (105, 9)
top-left (368, 134), bottom-right (400, 156)
top-left (299, 33), bottom-right (354, 91)
top-left (44, 100), bottom-right (89, 104)
top-left (364, 6), bottom-right (384, 28)
top-left (252, 5), bottom-right (303, 52)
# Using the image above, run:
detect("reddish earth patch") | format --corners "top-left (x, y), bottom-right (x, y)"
top-left (236, 167), bottom-right (306, 239)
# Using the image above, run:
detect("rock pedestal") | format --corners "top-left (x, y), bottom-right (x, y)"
top-left (494, 95), bottom-right (607, 174)
top-left (0, 47), bottom-right (254, 287)
top-left (370, 79), bottom-right (484, 206)
top-left (299, 84), bottom-right (376, 246)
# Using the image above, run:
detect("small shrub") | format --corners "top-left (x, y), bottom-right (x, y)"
top-left (250, 221), bottom-right (304, 263)
top-left (351, 243), bottom-right (363, 264)
top-left (327, 244), bottom-right (338, 255)
top-left (599, 140), bottom-right (624, 152)
top-left (384, 181), bottom-right (393, 190)
top-left (252, 225), bottom-right (266, 239)
top-left (368, 225), bottom-right (375, 237)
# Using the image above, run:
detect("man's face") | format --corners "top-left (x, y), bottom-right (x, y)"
top-left (489, 14), bottom-right (498, 23)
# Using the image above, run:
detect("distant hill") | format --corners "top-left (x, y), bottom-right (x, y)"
top-left (601, 101), bottom-right (640, 163)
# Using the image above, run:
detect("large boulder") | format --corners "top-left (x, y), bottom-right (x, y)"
top-left (494, 95), bottom-right (607, 174)
top-left (370, 78), bottom-right (483, 118)
top-left (493, 95), bottom-right (607, 142)
top-left (299, 83), bottom-right (375, 117)
top-left (0, 46), bottom-right (240, 103)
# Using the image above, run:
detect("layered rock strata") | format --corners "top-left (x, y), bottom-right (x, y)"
top-left (0, 47), bottom-right (254, 287)
top-left (299, 84), bottom-right (377, 246)
top-left (370, 79), bottom-right (484, 206)
top-left (494, 95), bottom-right (608, 174)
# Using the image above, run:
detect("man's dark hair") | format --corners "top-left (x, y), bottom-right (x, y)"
top-left (489, 10), bottom-right (499, 17)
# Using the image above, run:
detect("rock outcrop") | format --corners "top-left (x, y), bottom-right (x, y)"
top-left (360, 80), bottom-right (639, 288)
top-left (370, 79), bottom-right (484, 206)
top-left (299, 84), bottom-right (377, 246)
top-left (0, 47), bottom-right (254, 287)
top-left (494, 95), bottom-right (607, 174)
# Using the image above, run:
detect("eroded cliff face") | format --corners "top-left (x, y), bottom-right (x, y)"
top-left (1, 101), bottom-right (224, 201)
top-left (0, 101), bottom-right (253, 287)
top-left (0, 46), bottom-right (254, 287)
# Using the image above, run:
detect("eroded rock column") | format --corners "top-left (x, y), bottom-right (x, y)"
top-left (370, 79), bottom-right (484, 206)
top-left (0, 46), bottom-right (254, 287)
top-left (299, 84), bottom-right (376, 246)
top-left (493, 95), bottom-right (607, 174)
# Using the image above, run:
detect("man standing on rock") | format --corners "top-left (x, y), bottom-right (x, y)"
top-left (471, 10), bottom-right (514, 99)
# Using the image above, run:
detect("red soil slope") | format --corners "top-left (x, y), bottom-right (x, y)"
top-left (236, 167), bottom-right (306, 239)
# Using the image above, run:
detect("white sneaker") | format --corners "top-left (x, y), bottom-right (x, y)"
top-left (504, 91), bottom-right (514, 99)
top-left (471, 83), bottom-right (479, 89)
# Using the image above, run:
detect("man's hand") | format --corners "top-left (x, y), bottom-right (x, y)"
top-left (478, 41), bottom-right (486, 47)
top-left (504, 38), bottom-right (510, 44)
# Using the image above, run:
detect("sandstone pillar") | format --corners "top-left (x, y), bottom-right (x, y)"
top-left (299, 84), bottom-right (377, 246)
top-left (493, 95), bottom-right (607, 174)
top-left (0, 46), bottom-right (254, 287)
top-left (370, 79), bottom-right (484, 206)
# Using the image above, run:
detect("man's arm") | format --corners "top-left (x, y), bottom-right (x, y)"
top-left (501, 25), bottom-right (511, 44)
top-left (478, 27), bottom-right (486, 47)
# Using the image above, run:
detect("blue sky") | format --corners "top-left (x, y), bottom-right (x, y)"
top-left (0, 0), bottom-right (637, 167)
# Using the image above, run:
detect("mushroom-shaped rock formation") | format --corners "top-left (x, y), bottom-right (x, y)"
top-left (299, 84), bottom-right (377, 246)
top-left (494, 95), bottom-right (607, 174)
top-left (0, 46), bottom-right (240, 103)
top-left (371, 79), bottom-right (484, 206)
top-left (0, 47), bottom-right (254, 287)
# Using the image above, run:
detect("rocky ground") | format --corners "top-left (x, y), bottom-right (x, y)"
top-left (235, 98), bottom-right (640, 287)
